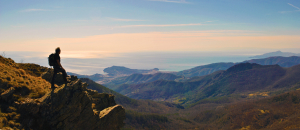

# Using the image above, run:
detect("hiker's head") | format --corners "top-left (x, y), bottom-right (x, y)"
top-left (55, 47), bottom-right (61, 54)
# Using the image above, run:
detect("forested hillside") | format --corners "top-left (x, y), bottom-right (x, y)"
top-left (111, 63), bottom-right (300, 107)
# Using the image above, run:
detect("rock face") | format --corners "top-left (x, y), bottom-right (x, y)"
top-left (14, 71), bottom-right (125, 130)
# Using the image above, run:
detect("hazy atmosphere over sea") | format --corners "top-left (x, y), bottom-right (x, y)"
top-left (2, 51), bottom-right (257, 74)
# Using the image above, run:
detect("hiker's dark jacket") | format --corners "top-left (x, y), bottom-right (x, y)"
top-left (53, 53), bottom-right (60, 68)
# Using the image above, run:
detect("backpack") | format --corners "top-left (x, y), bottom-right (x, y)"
top-left (48, 53), bottom-right (55, 66)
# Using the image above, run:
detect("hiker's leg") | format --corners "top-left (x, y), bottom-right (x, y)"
top-left (60, 68), bottom-right (68, 82)
top-left (51, 68), bottom-right (58, 87)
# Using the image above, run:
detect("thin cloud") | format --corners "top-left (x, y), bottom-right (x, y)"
top-left (280, 3), bottom-right (300, 13)
top-left (21, 9), bottom-right (50, 12)
top-left (205, 20), bottom-right (218, 23)
top-left (75, 18), bottom-right (145, 22)
top-left (148, 0), bottom-right (189, 4)
top-left (109, 18), bottom-right (146, 22)
top-left (121, 23), bottom-right (205, 28)
top-left (288, 3), bottom-right (300, 10)
top-left (75, 20), bottom-right (89, 22)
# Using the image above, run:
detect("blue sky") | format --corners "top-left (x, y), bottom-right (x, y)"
top-left (1, 0), bottom-right (300, 74)
top-left (1, 0), bottom-right (300, 57)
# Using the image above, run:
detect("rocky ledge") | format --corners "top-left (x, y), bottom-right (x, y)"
top-left (10, 70), bottom-right (125, 130)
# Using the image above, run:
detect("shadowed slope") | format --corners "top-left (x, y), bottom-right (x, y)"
top-left (113, 63), bottom-right (300, 107)
top-left (175, 62), bottom-right (235, 78)
top-left (105, 73), bottom-right (181, 86)
top-left (193, 90), bottom-right (300, 129)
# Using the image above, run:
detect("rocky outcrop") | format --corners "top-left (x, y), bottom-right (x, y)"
top-left (13, 71), bottom-right (125, 130)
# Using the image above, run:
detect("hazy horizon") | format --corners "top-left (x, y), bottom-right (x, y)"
top-left (2, 50), bottom-right (299, 75)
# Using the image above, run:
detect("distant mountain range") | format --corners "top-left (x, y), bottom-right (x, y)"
top-left (250, 50), bottom-right (300, 59)
top-left (112, 63), bottom-right (300, 106)
top-left (174, 56), bottom-right (300, 78)
top-left (245, 56), bottom-right (300, 67)
top-left (69, 55), bottom-right (300, 86)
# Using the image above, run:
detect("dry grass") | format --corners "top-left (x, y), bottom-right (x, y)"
top-left (248, 91), bottom-right (270, 98)
top-left (0, 62), bottom-right (51, 99)
top-left (17, 63), bottom-right (48, 77)
top-left (0, 56), bottom-right (52, 129)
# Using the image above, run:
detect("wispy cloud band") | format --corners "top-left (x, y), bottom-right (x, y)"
top-left (21, 9), bottom-right (50, 12)
top-left (288, 3), bottom-right (300, 10)
top-left (75, 18), bottom-right (146, 22)
top-left (121, 23), bottom-right (204, 28)
top-left (109, 18), bottom-right (146, 22)
top-left (280, 3), bottom-right (300, 13)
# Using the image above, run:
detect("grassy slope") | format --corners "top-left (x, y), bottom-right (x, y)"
top-left (0, 56), bottom-right (50, 99)
top-left (0, 56), bottom-right (51, 129)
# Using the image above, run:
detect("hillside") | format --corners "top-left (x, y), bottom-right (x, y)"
top-left (246, 56), bottom-right (300, 67)
top-left (0, 56), bottom-right (125, 130)
top-left (103, 66), bottom-right (159, 76)
top-left (105, 73), bottom-right (183, 89)
top-left (192, 89), bottom-right (300, 129)
top-left (175, 62), bottom-right (235, 78)
top-left (112, 63), bottom-right (300, 106)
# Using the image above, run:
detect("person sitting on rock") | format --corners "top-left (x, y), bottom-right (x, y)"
top-left (51, 47), bottom-right (70, 89)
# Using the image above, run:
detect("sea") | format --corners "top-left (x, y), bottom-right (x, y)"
top-left (3, 51), bottom-right (254, 75)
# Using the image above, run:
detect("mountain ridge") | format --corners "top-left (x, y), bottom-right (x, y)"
top-left (69, 56), bottom-right (300, 85)
top-left (112, 63), bottom-right (300, 107)
top-left (250, 50), bottom-right (300, 59)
